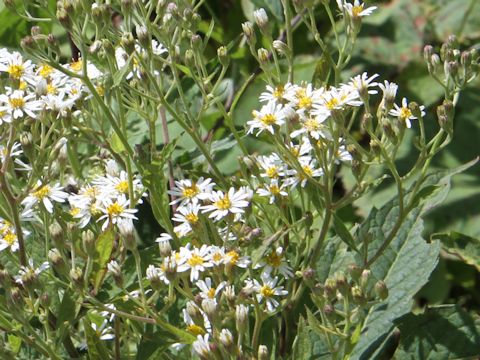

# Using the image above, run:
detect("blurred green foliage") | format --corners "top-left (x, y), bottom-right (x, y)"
top-left (1, 0), bottom-right (479, 313)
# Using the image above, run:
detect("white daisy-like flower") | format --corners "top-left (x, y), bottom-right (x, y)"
top-left (223, 249), bottom-right (251, 268)
top-left (285, 157), bottom-right (323, 188)
top-left (91, 321), bottom-right (115, 340)
top-left (14, 259), bottom-right (49, 286)
top-left (247, 101), bottom-right (286, 136)
top-left (93, 170), bottom-right (145, 202)
top-left (97, 195), bottom-right (138, 231)
top-left (168, 178), bottom-right (214, 205)
top-left (290, 114), bottom-right (330, 140)
top-left (183, 302), bottom-right (211, 335)
top-left (65, 58), bottom-right (102, 79)
top-left (379, 80), bottom-right (398, 107)
top-left (259, 83), bottom-right (294, 104)
top-left (172, 201), bottom-right (202, 237)
top-left (22, 181), bottom-right (69, 214)
top-left (0, 220), bottom-right (19, 253)
top-left (0, 51), bottom-right (35, 81)
top-left (196, 277), bottom-right (226, 302)
top-left (285, 83), bottom-right (324, 114)
top-left (347, 72), bottom-right (379, 96)
top-left (389, 97), bottom-right (425, 128)
top-left (256, 154), bottom-right (286, 179)
top-left (177, 245), bottom-right (214, 282)
top-left (202, 188), bottom-right (250, 221)
top-left (257, 179), bottom-right (288, 204)
top-left (343, 0), bottom-right (377, 18)
top-left (251, 273), bottom-right (288, 313)
top-left (257, 247), bottom-right (293, 278)
top-left (0, 89), bottom-right (42, 120)
top-left (335, 144), bottom-right (353, 163)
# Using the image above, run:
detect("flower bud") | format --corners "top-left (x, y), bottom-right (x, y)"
top-left (49, 248), bottom-right (67, 275)
top-left (202, 299), bottom-right (217, 319)
top-left (431, 54), bottom-right (441, 69)
top-left (70, 267), bottom-right (84, 288)
top-left (258, 48), bottom-right (269, 65)
top-left (118, 220), bottom-right (136, 250)
top-left (335, 273), bottom-right (349, 296)
top-left (136, 25), bottom-right (150, 49)
top-left (20, 36), bottom-right (35, 51)
top-left (374, 280), bottom-right (389, 300)
top-left (31, 26), bottom-right (41, 36)
top-left (57, 8), bottom-right (71, 28)
top-left (323, 304), bottom-right (335, 321)
top-left (8, 288), bottom-right (24, 309)
top-left (164, 256), bottom-right (177, 282)
top-left (242, 21), bottom-right (255, 44)
top-left (369, 140), bottom-right (381, 157)
top-left (224, 285), bottom-right (236, 305)
top-left (324, 278), bottom-right (337, 300)
top-left (360, 269), bottom-right (371, 288)
top-left (217, 46), bottom-right (229, 67)
top-left (82, 230), bottom-right (96, 257)
top-left (258, 345), bottom-right (269, 360)
top-left (446, 61), bottom-right (459, 78)
top-left (20, 132), bottom-right (34, 158)
top-left (235, 304), bottom-right (249, 332)
top-left (351, 285), bottom-right (366, 305)
top-left (351, 159), bottom-right (363, 179)
top-left (348, 264), bottom-right (362, 282)
top-left (273, 40), bottom-right (290, 56)
top-left (121, 32), bottom-right (136, 54)
top-left (40, 292), bottom-right (50, 308)
top-left (49, 221), bottom-right (63, 247)
top-left (218, 329), bottom-right (234, 351)
top-left (146, 265), bottom-right (163, 291)
top-left (157, 239), bottom-right (172, 258)
top-left (423, 45), bottom-right (433, 63)
top-left (408, 102), bottom-right (423, 119)
top-left (0, 269), bottom-right (11, 289)
top-left (253, 8), bottom-right (269, 31)
top-left (191, 34), bottom-right (202, 52)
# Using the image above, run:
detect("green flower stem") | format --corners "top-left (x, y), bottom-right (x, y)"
top-left (132, 247), bottom-right (147, 308)
top-left (281, 0), bottom-right (294, 82)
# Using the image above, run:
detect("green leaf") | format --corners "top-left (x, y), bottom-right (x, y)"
top-left (433, 231), bottom-right (480, 271)
top-left (7, 335), bottom-right (21, 354)
top-left (292, 316), bottom-right (312, 360)
top-left (83, 318), bottom-right (111, 360)
top-left (112, 55), bottom-right (133, 88)
top-left (332, 214), bottom-right (358, 252)
top-left (56, 289), bottom-right (78, 327)
top-left (93, 229), bottom-right (115, 290)
top-left (109, 132), bottom-right (126, 154)
top-left (394, 305), bottom-right (480, 359)
top-left (135, 331), bottom-right (175, 360)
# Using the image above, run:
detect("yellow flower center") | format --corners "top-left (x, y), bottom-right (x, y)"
top-left (70, 207), bottom-right (81, 216)
top-left (212, 252), bottom-right (223, 263)
top-left (9, 97), bottom-right (25, 109)
top-left (39, 64), bottom-right (54, 78)
top-left (182, 185), bottom-right (199, 198)
top-left (115, 180), bottom-right (129, 194)
top-left (185, 213), bottom-right (199, 224)
top-left (7, 64), bottom-right (24, 79)
top-left (19, 81), bottom-right (27, 90)
top-left (226, 250), bottom-right (239, 265)
top-left (352, 5), bottom-right (364, 17)
top-left (214, 195), bottom-right (231, 210)
top-left (305, 118), bottom-right (321, 131)
top-left (0, 110), bottom-right (5, 118)
top-left (302, 165), bottom-right (313, 177)
top-left (4, 231), bottom-right (17, 246)
top-left (186, 324), bottom-right (206, 336)
top-left (106, 202), bottom-right (124, 216)
top-left (207, 288), bottom-right (216, 299)
top-left (33, 185), bottom-right (50, 200)
top-left (266, 166), bottom-right (279, 178)
top-left (400, 107), bottom-right (412, 120)
top-left (96, 85), bottom-right (104, 96)
top-left (266, 251), bottom-right (282, 267)
top-left (298, 95), bottom-right (313, 109)
top-left (187, 254), bottom-right (205, 267)
top-left (269, 184), bottom-right (280, 195)
top-left (70, 60), bottom-right (83, 72)
top-left (273, 85), bottom-right (284, 99)
top-left (260, 114), bottom-right (277, 126)
top-left (260, 285), bottom-right (275, 298)
top-left (90, 203), bottom-right (101, 216)
top-left (325, 97), bottom-right (339, 110)
top-left (47, 83), bottom-right (57, 94)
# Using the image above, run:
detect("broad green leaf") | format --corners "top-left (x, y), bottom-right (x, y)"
top-left (394, 305), bottom-right (480, 359)
top-left (56, 289), bottom-right (78, 327)
top-left (292, 316), bottom-right (312, 360)
top-left (109, 132), bottom-right (126, 153)
top-left (350, 160), bottom-right (477, 359)
top-left (332, 214), bottom-right (358, 252)
top-left (7, 335), bottom-right (21, 354)
top-left (433, 231), bottom-right (480, 271)
top-left (93, 229), bottom-right (115, 290)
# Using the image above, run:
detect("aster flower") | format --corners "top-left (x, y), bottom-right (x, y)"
top-left (177, 245), bottom-right (214, 282)
top-left (247, 101), bottom-right (286, 135)
top-left (0, 51), bottom-right (35, 81)
top-left (22, 181), bottom-right (69, 214)
top-left (257, 247), bottom-right (293, 278)
top-left (14, 259), bottom-right (49, 286)
top-left (389, 97), bottom-right (426, 128)
top-left (168, 178), bottom-right (214, 205)
top-left (259, 83), bottom-right (294, 105)
top-left (97, 195), bottom-right (138, 231)
top-left (251, 273), bottom-right (288, 312)
top-left (202, 188), bottom-right (250, 221)
top-left (223, 249), bottom-right (251, 268)
top-left (343, 0), bottom-right (377, 18)
top-left (0, 220), bottom-right (19, 252)
top-left (192, 334), bottom-right (211, 359)
top-left (91, 321), bottom-right (115, 340)
top-left (172, 201), bottom-right (202, 237)
top-left (196, 277), bottom-right (226, 302)
top-left (256, 179), bottom-right (288, 204)
top-left (0, 89), bottom-right (42, 120)
top-left (348, 72), bottom-right (379, 96)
